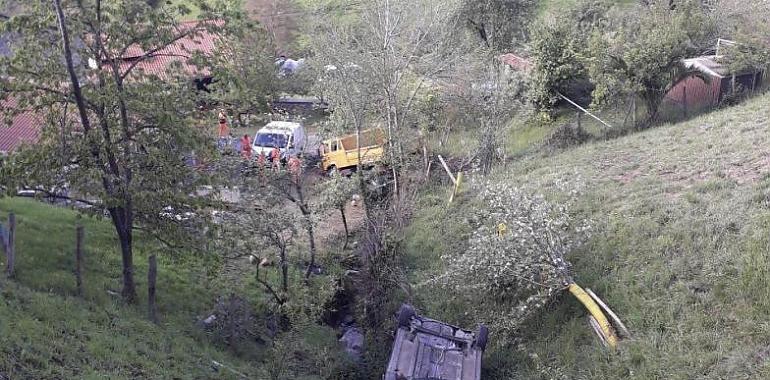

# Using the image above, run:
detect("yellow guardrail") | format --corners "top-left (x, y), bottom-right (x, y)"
top-left (568, 283), bottom-right (618, 348)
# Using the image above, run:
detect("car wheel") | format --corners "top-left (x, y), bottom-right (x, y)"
top-left (327, 165), bottom-right (338, 177)
top-left (397, 304), bottom-right (416, 328)
top-left (474, 325), bottom-right (489, 351)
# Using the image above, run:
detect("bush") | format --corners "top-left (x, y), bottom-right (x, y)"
top-left (206, 294), bottom-right (259, 354)
top-left (441, 181), bottom-right (590, 334)
top-left (542, 120), bottom-right (592, 150)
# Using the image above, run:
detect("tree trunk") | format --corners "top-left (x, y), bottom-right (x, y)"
top-left (4, 213), bottom-right (15, 277)
top-left (340, 207), bottom-right (349, 250)
top-left (303, 213), bottom-right (317, 279)
top-left (280, 246), bottom-right (288, 293)
top-left (75, 225), bottom-right (84, 297)
top-left (148, 254), bottom-right (158, 323)
top-left (111, 208), bottom-right (137, 303)
top-left (294, 182), bottom-right (317, 279)
top-left (642, 90), bottom-right (662, 129)
top-left (53, 0), bottom-right (93, 134)
top-left (353, 120), bottom-right (373, 221)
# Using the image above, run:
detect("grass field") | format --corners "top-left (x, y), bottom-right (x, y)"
top-left (403, 92), bottom-right (770, 378)
top-left (0, 198), bottom-right (264, 379)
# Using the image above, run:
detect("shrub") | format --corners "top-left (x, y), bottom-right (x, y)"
top-left (207, 294), bottom-right (258, 354)
top-left (542, 120), bottom-right (592, 150)
top-left (441, 181), bottom-right (590, 334)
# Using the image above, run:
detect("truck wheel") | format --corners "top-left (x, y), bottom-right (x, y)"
top-left (327, 166), bottom-right (338, 177)
top-left (397, 304), bottom-right (416, 328)
top-left (473, 325), bottom-right (489, 351)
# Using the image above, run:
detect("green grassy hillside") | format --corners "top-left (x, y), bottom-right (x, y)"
top-left (405, 93), bottom-right (770, 378)
top-left (0, 198), bottom-right (263, 379)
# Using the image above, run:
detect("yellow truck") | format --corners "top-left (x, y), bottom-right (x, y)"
top-left (320, 129), bottom-right (385, 175)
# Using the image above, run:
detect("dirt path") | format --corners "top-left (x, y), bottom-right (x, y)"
top-left (315, 200), bottom-right (367, 250)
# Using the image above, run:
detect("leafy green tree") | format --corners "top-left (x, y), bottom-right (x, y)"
top-left (214, 189), bottom-right (296, 304)
top-left (529, 20), bottom-right (587, 115)
top-left (714, 0), bottom-right (770, 74)
top-left (528, 0), bottom-right (612, 115)
top-left (0, 0), bottom-right (241, 302)
top-left (586, 0), bottom-right (713, 126)
top-left (452, 57), bottom-right (530, 174)
top-left (306, 0), bottom-right (465, 196)
top-left (457, 0), bottom-right (536, 51)
top-left (207, 18), bottom-right (278, 128)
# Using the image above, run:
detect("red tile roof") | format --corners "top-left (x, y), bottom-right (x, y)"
top-left (112, 20), bottom-right (221, 80)
top-left (0, 98), bottom-right (41, 153)
top-left (2, 21), bottom-right (222, 154)
top-left (498, 53), bottom-right (533, 71)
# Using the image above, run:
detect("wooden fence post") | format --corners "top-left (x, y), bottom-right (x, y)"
top-left (5, 213), bottom-right (15, 277)
top-left (75, 225), bottom-right (84, 297)
top-left (576, 111), bottom-right (582, 130)
top-left (148, 254), bottom-right (158, 323)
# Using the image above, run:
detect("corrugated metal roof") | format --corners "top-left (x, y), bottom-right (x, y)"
top-left (682, 55), bottom-right (729, 79)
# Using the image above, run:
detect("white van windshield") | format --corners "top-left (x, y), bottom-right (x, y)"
top-left (254, 133), bottom-right (288, 148)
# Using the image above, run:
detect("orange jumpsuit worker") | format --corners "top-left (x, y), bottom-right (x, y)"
top-left (240, 135), bottom-right (252, 160)
top-left (218, 111), bottom-right (229, 136)
top-left (217, 111), bottom-right (229, 150)
top-left (270, 147), bottom-right (281, 171)
top-left (288, 155), bottom-right (302, 183)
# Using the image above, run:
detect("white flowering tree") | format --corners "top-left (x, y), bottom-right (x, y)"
top-left (442, 182), bottom-right (589, 333)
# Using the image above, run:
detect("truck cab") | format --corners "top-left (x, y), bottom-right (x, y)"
top-left (252, 121), bottom-right (306, 160)
top-left (321, 129), bottom-right (385, 175)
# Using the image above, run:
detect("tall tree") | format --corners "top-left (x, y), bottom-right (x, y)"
top-left (207, 17), bottom-right (278, 128)
top-left (528, 0), bottom-right (612, 115)
top-left (453, 58), bottom-right (530, 174)
top-left (458, 0), bottom-right (536, 51)
top-left (586, 0), bottom-right (713, 126)
top-left (307, 0), bottom-right (465, 198)
top-left (0, 0), bottom-right (240, 302)
top-left (713, 0), bottom-right (770, 73)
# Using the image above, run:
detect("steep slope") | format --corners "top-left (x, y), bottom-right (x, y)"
top-left (0, 198), bottom-right (264, 379)
top-left (405, 93), bottom-right (770, 378)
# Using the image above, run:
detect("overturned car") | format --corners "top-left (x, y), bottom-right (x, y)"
top-left (384, 304), bottom-right (488, 380)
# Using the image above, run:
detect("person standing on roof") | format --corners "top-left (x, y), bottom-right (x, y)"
top-left (240, 134), bottom-right (252, 160)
